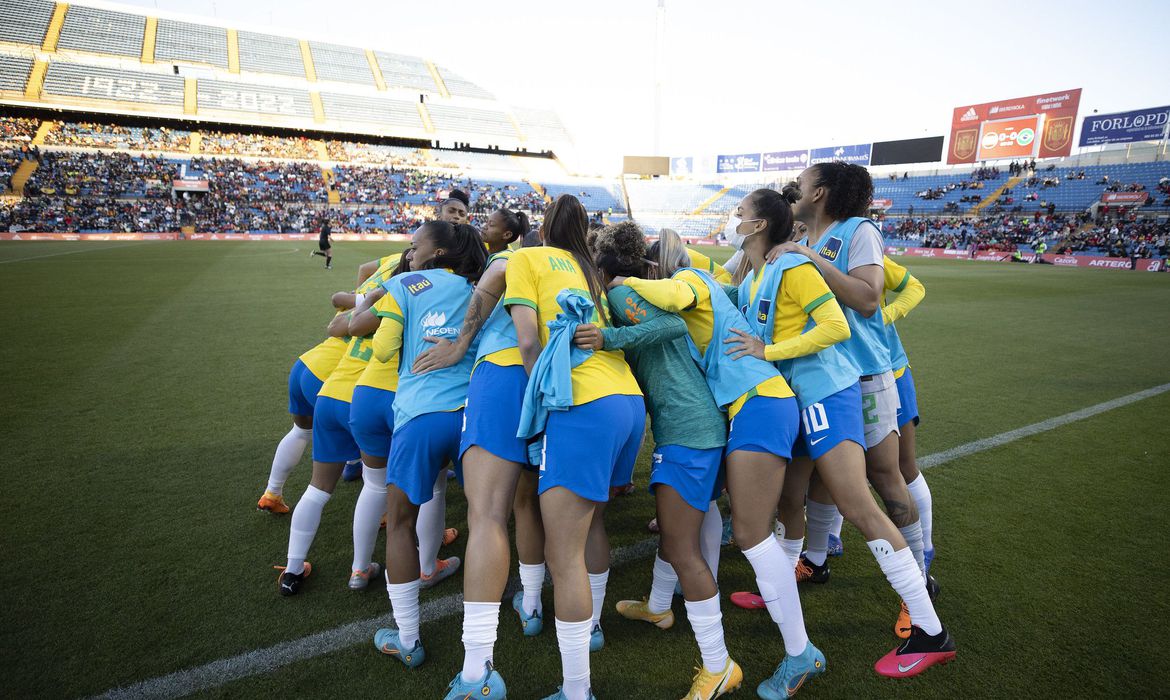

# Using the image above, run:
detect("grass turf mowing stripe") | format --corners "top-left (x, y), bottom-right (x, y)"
top-left (0, 242), bottom-right (154, 264)
top-left (90, 381), bottom-right (1170, 700)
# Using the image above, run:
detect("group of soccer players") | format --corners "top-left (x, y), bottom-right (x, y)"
top-left (255, 162), bottom-right (955, 700)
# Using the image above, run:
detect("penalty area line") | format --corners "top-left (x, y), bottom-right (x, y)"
top-left (91, 382), bottom-right (1170, 699)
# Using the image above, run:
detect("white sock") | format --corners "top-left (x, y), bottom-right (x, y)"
top-left (742, 536), bottom-right (809, 656)
top-left (460, 601), bottom-right (499, 683)
top-left (779, 538), bottom-right (804, 568)
top-left (898, 521), bottom-right (927, 577)
top-left (906, 474), bottom-right (934, 551)
top-left (685, 594), bottom-right (730, 673)
top-left (286, 484), bottom-right (330, 574)
top-left (648, 554), bottom-right (676, 614)
top-left (416, 474), bottom-right (448, 577)
top-left (830, 507), bottom-right (844, 539)
top-left (804, 499), bottom-right (836, 566)
top-left (588, 570), bottom-right (609, 628)
top-left (351, 466), bottom-right (387, 571)
top-left (386, 578), bottom-right (422, 648)
top-left (868, 539), bottom-right (942, 635)
top-left (699, 500), bottom-right (722, 579)
top-left (555, 617), bottom-right (593, 700)
top-left (519, 562), bottom-right (545, 615)
top-left (266, 425), bottom-right (312, 495)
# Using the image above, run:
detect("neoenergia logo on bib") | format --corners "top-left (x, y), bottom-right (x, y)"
top-left (421, 310), bottom-right (459, 337)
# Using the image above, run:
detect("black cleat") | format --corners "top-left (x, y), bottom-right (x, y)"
top-left (926, 573), bottom-right (940, 601)
top-left (275, 562), bottom-right (312, 596)
top-left (795, 554), bottom-right (831, 584)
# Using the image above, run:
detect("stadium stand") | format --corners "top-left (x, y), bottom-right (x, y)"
top-left (542, 178), bottom-right (626, 213)
top-left (42, 63), bottom-right (186, 108)
top-left (318, 92), bottom-right (424, 129)
top-left (0, 0), bottom-right (54, 45)
top-left (236, 31), bottom-right (305, 79)
top-left (26, 151), bottom-right (178, 198)
top-left (199, 130), bottom-right (316, 159)
top-left (324, 141), bottom-right (427, 167)
top-left (436, 66), bottom-right (494, 100)
top-left (308, 41), bottom-right (374, 86)
top-left (0, 55), bottom-right (34, 93)
top-left (57, 5), bottom-right (145, 58)
top-left (154, 18), bottom-right (229, 69)
top-left (513, 108), bottom-right (572, 144)
top-left (426, 103), bottom-right (517, 139)
top-left (372, 51), bottom-right (438, 93)
top-left (196, 79), bottom-right (314, 118)
top-left (44, 121), bottom-right (190, 152)
top-left (430, 150), bottom-right (527, 173)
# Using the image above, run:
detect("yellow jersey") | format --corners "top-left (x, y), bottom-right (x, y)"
top-left (748, 261), bottom-right (837, 345)
top-left (298, 336), bottom-right (347, 382)
top-left (503, 246), bottom-right (642, 405)
top-left (687, 247), bottom-right (732, 284)
top-left (480, 249), bottom-right (523, 369)
top-left (318, 335), bottom-right (374, 403)
top-left (356, 254), bottom-right (403, 392)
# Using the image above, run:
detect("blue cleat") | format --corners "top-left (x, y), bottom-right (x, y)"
top-left (444, 662), bottom-right (506, 699)
top-left (541, 687), bottom-right (595, 700)
top-left (757, 642), bottom-right (826, 699)
top-left (342, 459), bottom-right (363, 482)
top-left (924, 548), bottom-right (935, 574)
top-left (589, 623), bottom-right (604, 652)
top-left (373, 628), bottom-right (425, 668)
top-left (512, 590), bottom-right (544, 637)
top-left (827, 533), bottom-right (844, 557)
top-left (721, 516), bottom-right (734, 546)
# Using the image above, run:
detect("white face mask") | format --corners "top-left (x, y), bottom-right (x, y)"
top-left (726, 214), bottom-right (762, 250)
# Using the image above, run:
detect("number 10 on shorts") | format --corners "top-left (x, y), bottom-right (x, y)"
top-left (802, 403), bottom-right (830, 435)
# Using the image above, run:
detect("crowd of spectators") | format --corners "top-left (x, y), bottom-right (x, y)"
top-left (43, 122), bottom-right (189, 152)
top-left (1, 117), bottom-right (39, 192)
top-left (888, 214), bottom-right (1078, 252)
top-left (25, 151), bottom-right (178, 198)
top-left (0, 197), bottom-right (186, 232)
top-left (190, 157), bottom-right (327, 203)
top-left (325, 141), bottom-right (428, 168)
top-left (1054, 219), bottom-right (1170, 258)
top-left (199, 131), bottom-right (317, 159)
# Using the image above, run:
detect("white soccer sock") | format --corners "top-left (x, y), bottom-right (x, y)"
top-left (869, 539), bottom-right (942, 635)
top-left (416, 475), bottom-right (448, 577)
top-left (906, 474), bottom-right (934, 551)
top-left (779, 538), bottom-right (804, 568)
top-left (588, 570), bottom-right (609, 628)
top-left (460, 601), bottom-right (499, 683)
top-left (898, 521), bottom-right (927, 577)
top-left (685, 594), bottom-right (730, 673)
top-left (648, 554), bottom-right (676, 614)
top-left (830, 507), bottom-right (845, 539)
top-left (266, 425), bottom-right (312, 495)
top-left (555, 617), bottom-right (593, 700)
top-left (700, 500), bottom-right (723, 579)
top-left (742, 536), bottom-right (810, 656)
top-left (386, 578), bottom-right (422, 648)
top-left (804, 499), bottom-right (836, 566)
top-left (519, 562), bottom-right (545, 615)
top-left (286, 484), bottom-right (330, 574)
top-left (351, 466), bottom-right (387, 571)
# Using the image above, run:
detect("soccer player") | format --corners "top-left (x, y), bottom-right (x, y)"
top-left (579, 222), bottom-right (741, 700)
top-left (351, 221), bottom-right (485, 671)
top-left (506, 195), bottom-right (645, 700)
top-left (619, 229), bottom-right (822, 695)
top-left (352, 190), bottom-right (470, 290)
top-left (776, 162), bottom-right (955, 677)
top-left (310, 218), bottom-right (333, 269)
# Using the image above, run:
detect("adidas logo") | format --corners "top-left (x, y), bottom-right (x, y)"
top-left (960, 107), bottom-right (978, 121)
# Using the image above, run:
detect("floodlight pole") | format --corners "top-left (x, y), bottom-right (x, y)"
top-left (653, 0), bottom-right (665, 156)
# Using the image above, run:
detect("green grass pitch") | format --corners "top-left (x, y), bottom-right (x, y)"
top-left (1, 241), bottom-right (1168, 698)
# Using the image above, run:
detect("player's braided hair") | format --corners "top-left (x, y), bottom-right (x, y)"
top-left (811, 161), bottom-right (874, 220)
top-left (594, 220), bottom-right (648, 278)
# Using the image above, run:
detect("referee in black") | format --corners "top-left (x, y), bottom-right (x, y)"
top-left (311, 217), bottom-right (333, 270)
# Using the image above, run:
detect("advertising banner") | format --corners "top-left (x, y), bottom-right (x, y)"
top-left (809, 143), bottom-right (871, 166)
top-left (948, 88), bottom-right (1081, 164)
top-left (976, 115), bottom-right (1041, 161)
top-left (670, 156), bottom-right (694, 176)
top-left (0, 232), bottom-right (180, 241)
top-left (1079, 106), bottom-right (1170, 146)
top-left (871, 199), bottom-right (893, 209)
top-left (870, 136), bottom-right (945, 166)
top-left (1100, 192), bottom-right (1149, 204)
top-left (884, 245), bottom-right (1164, 271)
top-left (761, 149), bottom-right (809, 172)
top-left (716, 153), bottom-right (761, 173)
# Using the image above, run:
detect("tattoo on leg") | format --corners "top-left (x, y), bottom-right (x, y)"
top-left (882, 498), bottom-right (912, 527)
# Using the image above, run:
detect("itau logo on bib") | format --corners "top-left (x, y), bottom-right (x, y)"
top-left (818, 237), bottom-right (844, 262)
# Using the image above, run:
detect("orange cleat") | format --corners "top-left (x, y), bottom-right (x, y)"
top-left (257, 491), bottom-right (289, 514)
top-left (419, 556), bottom-right (461, 589)
top-left (442, 527), bottom-right (459, 546)
top-left (894, 600), bottom-right (912, 639)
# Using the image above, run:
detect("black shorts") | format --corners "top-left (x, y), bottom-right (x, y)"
top-left (318, 240), bottom-right (330, 251)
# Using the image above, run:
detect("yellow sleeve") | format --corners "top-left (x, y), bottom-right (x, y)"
top-left (502, 250), bottom-right (538, 311)
top-left (371, 293), bottom-right (405, 362)
top-left (625, 274), bottom-right (701, 313)
top-left (881, 259), bottom-right (925, 325)
top-left (764, 263), bottom-right (850, 361)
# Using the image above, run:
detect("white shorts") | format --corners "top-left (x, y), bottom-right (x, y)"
top-left (860, 371), bottom-right (901, 448)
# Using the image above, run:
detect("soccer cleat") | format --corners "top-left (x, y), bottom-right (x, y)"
top-left (681, 658), bottom-right (743, 700)
top-left (827, 533), bottom-right (844, 557)
top-left (589, 623), bottom-right (604, 652)
top-left (926, 573), bottom-right (940, 601)
top-left (924, 548), bottom-right (935, 574)
top-left (874, 625), bottom-right (956, 678)
top-left (325, 264), bottom-right (333, 270)
top-left (342, 459), bottom-right (362, 481)
top-left (794, 554), bottom-right (830, 584)
top-left (721, 516), bottom-right (734, 546)
top-left (648, 517), bottom-right (660, 533)
top-left (443, 661), bottom-right (507, 699)
top-left (757, 642), bottom-right (826, 699)
top-left (373, 628), bottom-right (425, 668)
top-left (419, 556), bottom-right (461, 589)
top-left (274, 562), bottom-right (312, 596)
top-left (730, 591), bottom-right (766, 611)
top-left (443, 527), bottom-right (459, 546)
top-left (257, 491), bottom-right (289, 514)
top-left (347, 562), bottom-right (383, 591)
top-left (511, 590), bottom-right (544, 636)
top-left (895, 600), bottom-right (912, 639)
top-left (615, 599), bottom-right (675, 629)
top-left (541, 688), bottom-right (595, 700)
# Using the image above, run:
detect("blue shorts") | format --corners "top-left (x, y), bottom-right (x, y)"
top-left (287, 359), bottom-right (324, 417)
top-left (349, 385), bottom-right (395, 459)
top-left (460, 362), bottom-right (529, 466)
top-left (895, 369), bottom-right (920, 427)
top-left (387, 410), bottom-right (464, 505)
top-left (538, 394), bottom-right (646, 503)
top-left (792, 382), bottom-right (866, 460)
top-left (311, 396), bottom-right (360, 463)
top-left (650, 445), bottom-right (724, 513)
top-left (726, 396), bottom-right (799, 460)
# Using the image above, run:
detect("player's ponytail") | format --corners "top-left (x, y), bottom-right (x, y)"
top-left (419, 220), bottom-right (487, 282)
top-left (749, 187), bottom-right (797, 246)
top-left (498, 208), bottom-right (529, 244)
top-left (648, 227), bottom-right (690, 279)
top-left (544, 194), bottom-right (608, 324)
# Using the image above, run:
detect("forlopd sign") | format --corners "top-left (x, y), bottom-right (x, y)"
top-left (1079, 106), bottom-right (1170, 146)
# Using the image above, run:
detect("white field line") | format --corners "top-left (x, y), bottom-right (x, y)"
top-left (91, 382), bottom-right (1170, 699)
top-left (0, 242), bottom-right (153, 264)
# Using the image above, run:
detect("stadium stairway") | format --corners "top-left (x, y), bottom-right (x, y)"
top-left (528, 179), bottom-right (551, 205)
top-left (189, 131), bottom-right (202, 154)
top-left (321, 167), bottom-right (340, 204)
top-left (9, 159), bottom-right (39, 196)
top-left (692, 186), bottom-right (732, 215)
top-left (31, 120), bottom-right (54, 146)
top-left (971, 175), bottom-right (1023, 214)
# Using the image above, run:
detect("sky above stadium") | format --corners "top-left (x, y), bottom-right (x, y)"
top-left (118, 0), bottom-right (1170, 173)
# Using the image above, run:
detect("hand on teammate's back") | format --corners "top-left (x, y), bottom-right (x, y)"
top-left (573, 324), bottom-right (604, 351)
